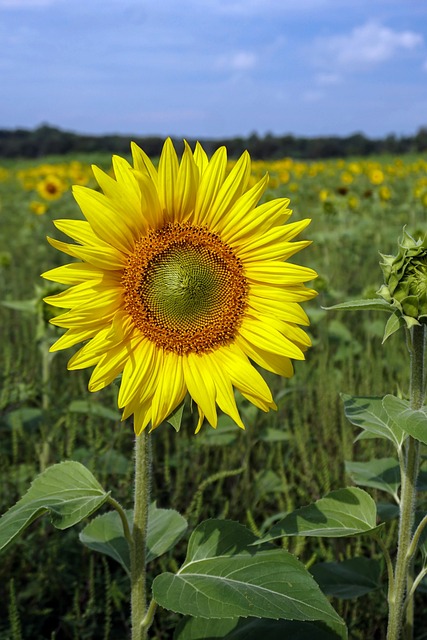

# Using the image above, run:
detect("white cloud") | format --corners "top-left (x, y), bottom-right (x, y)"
top-left (315, 72), bottom-right (341, 86)
top-left (314, 22), bottom-right (423, 71)
top-left (215, 51), bottom-right (258, 72)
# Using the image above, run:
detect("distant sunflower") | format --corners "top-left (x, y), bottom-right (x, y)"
top-left (36, 174), bottom-right (65, 201)
top-left (42, 139), bottom-right (316, 434)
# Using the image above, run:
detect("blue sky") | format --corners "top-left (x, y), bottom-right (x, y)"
top-left (1, 0), bottom-right (426, 139)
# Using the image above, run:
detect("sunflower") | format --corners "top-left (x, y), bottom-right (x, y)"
top-left (42, 139), bottom-right (316, 434)
top-left (36, 174), bottom-right (66, 201)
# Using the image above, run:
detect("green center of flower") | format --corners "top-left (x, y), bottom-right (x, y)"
top-left (142, 245), bottom-right (226, 328)
top-left (122, 223), bottom-right (248, 354)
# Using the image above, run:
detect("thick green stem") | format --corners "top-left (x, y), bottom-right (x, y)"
top-left (387, 324), bottom-right (425, 640)
top-left (130, 431), bottom-right (151, 640)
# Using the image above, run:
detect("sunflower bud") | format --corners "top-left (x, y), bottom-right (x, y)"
top-left (377, 229), bottom-right (427, 327)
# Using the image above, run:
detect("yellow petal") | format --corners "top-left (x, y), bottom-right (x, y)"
top-left (227, 198), bottom-right (291, 247)
top-left (174, 141), bottom-right (199, 221)
top-left (183, 353), bottom-right (218, 428)
top-left (193, 147), bottom-right (227, 225)
top-left (158, 137), bottom-right (179, 218)
top-left (50, 327), bottom-right (98, 353)
top-left (207, 151), bottom-right (251, 228)
top-left (131, 141), bottom-right (159, 185)
top-left (207, 352), bottom-right (245, 429)
top-left (118, 339), bottom-right (158, 408)
top-left (235, 334), bottom-right (294, 377)
top-left (150, 352), bottom-right (186, 429)
top-left (218, 174), bottom-right (269, 241)
top-left (239, 316), bottom-right (305, 360)
top-left (248, 295), bottom-right (310, 325)
top-left (42, 263), bottom-right (105, 285)
top-left (72, 185), bottom-right (139, 252)
top-left (246, 261), bottom-right (318, 285)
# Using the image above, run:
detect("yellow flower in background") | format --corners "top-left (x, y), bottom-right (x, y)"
top-left (29, 200), bottom-right (48, 215)
top-left (369, 169), bottom-right (384, 185)
top-left (36, 174), bottom-right (66, 201)
top-left (42, 139), bottom-right (316, 434)
top-left (319, 189), bottom-right (330, 202)
top-left (379, 186), bottom-right (392, 202)
top-left (340, 171), bottom-right (353, 185)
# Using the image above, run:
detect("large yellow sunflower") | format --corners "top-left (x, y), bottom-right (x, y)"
top-left (42, 139), bottom-right (316, 434)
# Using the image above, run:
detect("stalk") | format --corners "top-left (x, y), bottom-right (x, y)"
top-left (386, 324), bottom-right (425, 640)
top-left (130, 431), bottom-right (152, 640)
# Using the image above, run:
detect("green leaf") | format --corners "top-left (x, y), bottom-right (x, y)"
top-left (146, 502), bottom-right (188, 563)
top-left (195, 418), bottom-right (239, 446)
top-left (377, 502), bottom-right (400, 522)
top-left (342, 394), bottom-right (406, 449)
top-left (5, 407), bottom-right (43, 431)
top-left (1, 299), bottom-right (38, 314)
top-left (345, 458), bottom-right (400, 501)
top-left (0, 461), bottom-right (110, 552)
top-left (79, 509), bottom-right (132, 576)
top-left (323, 299), bottom-right (392, 312)
top-left (68, 400), bottom-right (121, 422)
top-left (152, 519), bottom-right (345, 636)
top-left (382, 395), bottom-right (427, 446)
top-left (175, 617), bottom-right (345, 640)
top-left (310, 558), bottom-right (382, 599)
top-left (258, 488), bottom-right (378, 542)
top-left (254, 470), bottom-right (284, 502)
top-left (258, 427), bottom-right (291, 442)
top-left (79, 502), bottom-right (187, 574)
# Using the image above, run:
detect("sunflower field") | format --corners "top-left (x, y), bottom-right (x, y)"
top-left (1, 150), bottom-right (427, 639)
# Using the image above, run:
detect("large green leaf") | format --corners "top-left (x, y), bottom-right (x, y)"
top-left (175, 616), bottom-right (345, 640)
top-left (310, 558), bottom-right (382, 599)
top-left (259, 488), bottom-right (378, 542)
top-left (153, 520), bottom-right (346, 636)
top-left (79, 502), bottom-right (188, 574)
top-left (382, 395), bottom-right (427, 446)
top-left (342, 395), bottom-right (405, 449)
top-left (345, 458), bottom-right (400, 501)
top-left (0, 461), bottom-right (110, 552)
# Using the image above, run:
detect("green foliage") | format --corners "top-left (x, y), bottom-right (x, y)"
top-left (152, 520), bottom-right (346, 638)
top-left (259, 487), bottom-right (378, 541)
top-left (79, 503), bottom-right (187, 575)
top-left (175, 616), bottom-right (344, 640)
top-left (310, 557), bottom-right (382, 599)
top-left (0, 461), bottom-right (110, 552)
top-left (1, 152), bottom-right (427, 638)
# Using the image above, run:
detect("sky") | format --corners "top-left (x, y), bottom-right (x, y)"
top-left (0, 0), bottom-right (426, 140)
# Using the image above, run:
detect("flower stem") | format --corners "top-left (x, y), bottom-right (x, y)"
top-left (130, 431), bottom-right (152, 640)
top-left (387, 324), bottom-right (425, 640)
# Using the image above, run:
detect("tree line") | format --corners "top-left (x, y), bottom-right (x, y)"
top-left (1, 124), bottom-right (427, 159)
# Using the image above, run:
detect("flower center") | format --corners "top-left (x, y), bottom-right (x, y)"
top-left (122, 222), bottom-right (248, 354)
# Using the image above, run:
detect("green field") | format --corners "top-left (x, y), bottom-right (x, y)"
top-left (1, 153), bottom-right (427, 639)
